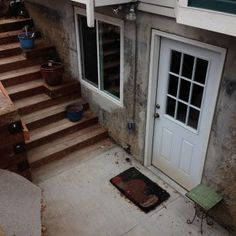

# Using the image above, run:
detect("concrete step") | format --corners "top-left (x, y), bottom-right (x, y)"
top-left (22, 98), bottom-right (88, 130)
top-left (26, 111), bottom-right (98, 149)
top-left (0, 18), bottom-right (33, 33)
top-left (27, 124), bottom-right (108, 168)
top-left (0, 54), bottom-right (43, 73)
top-left (0, 65), bottom-right (41, 87)
top-left (6, 79), bottom-right (44, 100)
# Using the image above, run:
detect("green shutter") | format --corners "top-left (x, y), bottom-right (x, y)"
top-left (188, 0), bottom-right (236, 14)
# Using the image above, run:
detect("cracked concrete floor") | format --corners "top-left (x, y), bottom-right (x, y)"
top-left (32, 139), bottom-right (231, 236)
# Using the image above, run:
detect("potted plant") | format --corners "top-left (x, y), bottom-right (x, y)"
top-left (66, 102), bottom-right (84, 122)
top-left (18, 25), bottom-right (35, 49)
top-left (40, 60), bottom-right (64, 86)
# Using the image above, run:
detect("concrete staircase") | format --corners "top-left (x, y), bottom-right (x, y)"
top-left (0, 18), bottom-right (108, 169)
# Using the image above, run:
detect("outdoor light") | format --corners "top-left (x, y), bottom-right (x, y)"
top-left (126, 4), bottom-right (136, 21)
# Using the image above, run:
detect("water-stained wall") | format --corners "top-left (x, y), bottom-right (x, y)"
top-left (25, 0), bottom-right (236, 232)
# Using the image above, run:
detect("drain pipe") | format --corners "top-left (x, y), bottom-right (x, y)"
top-left (127, 3), bottom-right (138, 131)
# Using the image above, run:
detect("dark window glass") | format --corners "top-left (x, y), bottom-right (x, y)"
top-left (188, 108), bottom-right (200, 130)
top-left (168, 75), bottom-right (179, 97)
top-left (177, 102), bottom-right (188, 123)
top-left (182, 54), bottom-right (194, 79)
top-left (79, 16), bottom-right (98, 86)
top-left (99, 21), bottom-right (120, 99)
top-left (191, 84), bottom-right (204, 108)
top-left (166, 97), bottom-right (176, 117)
top-left (170, 50), bottom-right (181, 74)
top-left (194, 58), bottom-right (208, 84)
top-left (179, 79), bottom-right (191, 102)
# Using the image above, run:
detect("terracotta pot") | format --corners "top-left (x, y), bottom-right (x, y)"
top-left (40, 62), bottom-right (64, 86)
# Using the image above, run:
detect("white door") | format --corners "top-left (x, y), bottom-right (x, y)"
top-left (152, 37), bottom-right (224, 190)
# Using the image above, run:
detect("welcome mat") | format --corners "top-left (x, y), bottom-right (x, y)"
top-left (110, 167), bottom-right (170, 213)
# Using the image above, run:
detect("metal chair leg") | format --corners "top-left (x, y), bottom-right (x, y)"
top-left (187, 204), bottom-right (197, 224)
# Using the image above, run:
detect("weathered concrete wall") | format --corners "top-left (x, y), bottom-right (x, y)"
top-left (25, 0), bottom-right (236, 232)
top-left (25, 0), bottom-right (79, 79)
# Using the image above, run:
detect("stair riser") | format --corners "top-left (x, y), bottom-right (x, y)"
top-left (0, 47), bottom-right (22, 58)
top-left (0, 19), bottom-right (33, 33)
top-left (0, 35), bottom-right (18, 45)
top-left (0, 58), bottom-right (43, 73)
top-left (19, 93), bottom-right (81, 115)
top-left (45, 84), bottom-right (81, 98)
top-left (2, 71), bottom-right (41, 87)
top-left (27, 117), bottom-right (98, 150)
top-left (9, 86), bottom-right (45, 101)
top-left (30, 131), bottom-right (108, 169)
top-left (24, 46), bottom-right (56, 59)
top-left (26, 103), bottom-right (89, 130)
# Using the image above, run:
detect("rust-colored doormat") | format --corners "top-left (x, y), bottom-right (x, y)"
top-left (110, 167), bottom-right (170, 213)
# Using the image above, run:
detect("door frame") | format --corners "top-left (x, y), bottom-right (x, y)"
top-left (144, 29), bottom-right (226, 187)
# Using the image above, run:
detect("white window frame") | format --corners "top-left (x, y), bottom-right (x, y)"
top-left (74, 7), bottom-right (124, 107)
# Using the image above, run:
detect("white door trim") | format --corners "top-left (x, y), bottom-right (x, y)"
top-left (144, 29), bottom-right (226, 187)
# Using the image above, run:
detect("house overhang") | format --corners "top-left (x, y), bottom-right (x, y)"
top-left (72, 0), bottom-right (137, 27)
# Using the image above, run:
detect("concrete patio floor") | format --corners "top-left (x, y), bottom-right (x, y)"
top-left (32, 139), bottom-right (231, 236)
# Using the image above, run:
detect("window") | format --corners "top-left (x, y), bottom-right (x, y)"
top-left (188, 0), bottom-right (236, 14)
top-left (76, 10), bottom-right (124, 105)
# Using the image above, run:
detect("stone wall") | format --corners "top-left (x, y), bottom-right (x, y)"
top-left (25, 0), bottom-right (236, 232)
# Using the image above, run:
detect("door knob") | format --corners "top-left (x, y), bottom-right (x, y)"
top-left (156, 104), bottom-right (160, 109)
top-left (154, 113), bottom-right (160, 118)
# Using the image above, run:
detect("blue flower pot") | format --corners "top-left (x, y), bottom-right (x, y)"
top-left (66, 103), bottom-right (84, 122)
top-left (18, 33), bottom-right (35, 49)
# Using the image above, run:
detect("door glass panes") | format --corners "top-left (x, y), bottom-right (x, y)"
top-left (182, 54), bottom-right (194, 79)
top-left (79, 16), bottom-right (98, 87)
top-left (170, 50), bottom-right (181, 74)
top-left (98, 22), bottom-right (120, 99)
top-left (194, 58), bottom-right (208, 84)
top-left (179, 79), bottom-right (191, 102)
top-left (166, 97), bottom-right (176, 117)
top-left (165, 50), bottom-right (209, 130)
top-left (168, 75), bottom-right (179, 96)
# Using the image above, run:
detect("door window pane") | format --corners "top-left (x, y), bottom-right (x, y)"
top-left (194, 58), bottom-right (208, 84)
top-left (168, 74), bottom-right (179, 97)
top-left (191, 84), bottom-right (204, 108)
top-left (166, 97), bottom-right (176, 118)
top-left (177, 102), bottom-right (188, 123)
top-left (179, 79), bottom-right (191, 102)
top-left (188, 108), bottom-right (200, 129)
top-left (170, 50), bottom-right (181, 74)
top-left (182, 54), bottom-right (194, 79)
top-left (79, 16), bottom-right (98, 87)
top-left (99, 22), bottom-right (120, 99)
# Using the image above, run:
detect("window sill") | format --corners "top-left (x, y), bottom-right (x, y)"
top-left (80, 79), bottom-right (124, 109)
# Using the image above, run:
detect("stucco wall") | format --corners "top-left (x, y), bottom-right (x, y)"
top-left (25, 0), bottom-right (236, 233)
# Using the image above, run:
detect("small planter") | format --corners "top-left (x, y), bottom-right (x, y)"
top-left (40, 61), bottom-right (64, 86)
top-left (18, 32), bottom-right (35, 49)
top-left (66, 102), bottom-right (84, 122)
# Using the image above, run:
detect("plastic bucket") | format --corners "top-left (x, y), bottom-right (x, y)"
top-left (66, 103), bottom-right (84, 122)
top-left (18, 33), bottom-right (35, 49)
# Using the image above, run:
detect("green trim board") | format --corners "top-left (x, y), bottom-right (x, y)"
top-left (188, 0), bottom-right (236, 14)
top-left (186, 184), bottom-right (223, 211)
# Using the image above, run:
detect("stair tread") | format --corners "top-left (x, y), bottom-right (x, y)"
top-left (0, 65), bottom-right (40, 81)
top-left (14, 93), bottom-right (51, 109)
top-left (0, 18), bottom-right (32, 25)
top-left (0, 54), bottom-right (25, 65)
top-left (6, 79), bottom-right (44, 94)
top-left (0, 41), bottom-right (20, 51)
top-left (22, 98), bottom-right (85, 124)
top-left (27, 124), bottom-right (106, 163)
top-left (27, 111), bottom-right (96, 143)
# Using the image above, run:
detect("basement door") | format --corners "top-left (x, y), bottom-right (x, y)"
top-left (151, 37), bottom-right (224, 190)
